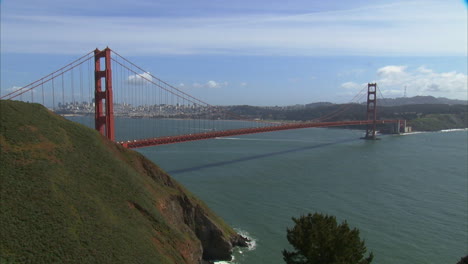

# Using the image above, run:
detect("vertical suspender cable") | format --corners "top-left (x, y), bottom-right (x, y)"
top-left (61, 72), bottom-right (65, 108)
top-left (139, 69), bottom-right (142, 139)
top-left (80, 65), bottom-right (83, 106)
top-left (41, 83), bottom-right (45, 105)
top-left (183, 97), bottom-right (186, 135)
top-left (171, 85), bottom-right (177, 137)
top-left (52, 74), bottom-right (55, 110)
top-left (88, 57), bottom-right (92, 107)
top-left (155, 76), bottom-right (159, 137)
top-left (114, 59), bottom-right (118, 118)
top-left (71, 68), bottom-right (75, 106)
top-left (159, 79), bottom-right (163, 136)
top-left (197, 103), bottom-right (199, 134)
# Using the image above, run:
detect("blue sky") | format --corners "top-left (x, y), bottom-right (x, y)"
top-left (1, 0), bottom-right (467, 105)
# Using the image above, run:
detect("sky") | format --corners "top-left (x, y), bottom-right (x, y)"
top-left (1, 0), bottom-right (467, 105)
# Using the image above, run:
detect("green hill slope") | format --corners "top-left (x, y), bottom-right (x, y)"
top-left (0, 100), bottom-right (246, 264)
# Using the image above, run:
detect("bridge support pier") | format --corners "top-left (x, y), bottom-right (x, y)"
top-left (94, 48), bottom-right (115, 141)
top-left (399, 120), bottom-right (409, 133)
top-left (396, 120), bottom-right (402, 134)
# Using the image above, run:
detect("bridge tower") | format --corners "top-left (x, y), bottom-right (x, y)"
top-left (94, 48), bottom-right (115, 141)
top-left (364, 83), bottom-right (377, 140)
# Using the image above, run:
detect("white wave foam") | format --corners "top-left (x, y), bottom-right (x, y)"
top-left (439, 128), bottom-right (468, 133)
top-left (213, 229), bottom-right (257, 264)
top-left (401, 128), bottom-right (467, 136)
top-left (214, 255), bottom-right (237, 264)
top-left (234, 228), bottom-right (257, 251)
top-left (399, 131), bottom-right (429, 136)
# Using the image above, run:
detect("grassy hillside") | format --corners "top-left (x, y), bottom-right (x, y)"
top-left (0, 100), bottom-right (243, 264)
top-left (407, 113), bottom-right (467, 131)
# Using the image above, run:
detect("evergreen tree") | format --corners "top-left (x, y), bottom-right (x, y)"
top-left (457, 255), bottom-right (468, 264)
top-left (283, 213), bottom-right (373, 264)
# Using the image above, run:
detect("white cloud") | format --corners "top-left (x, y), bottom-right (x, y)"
top-left (5, 86), bottom-right (23, 92)
top-left (416, 66), bottom-right (433, 74)
top-left (193, 80), bottom-right (227, 89)
top-left (377, 65), bottom-right (407, 76)
top-left (206, 80), bottom-right (218, 88)
top-left (1, 86), bottom-right (23, 98)
top-left (1, 0), bottom-right (466, 56)
top-left (127, 72), bottom-right (152, 85)
top-left (377, 65), bottom-right (411, 88)
top-left (383, 66), bottom-right (465, 95)
top-left (345, 65), bottom-right (467, 99)
top-left (240, 82), bottom-right (247, 87)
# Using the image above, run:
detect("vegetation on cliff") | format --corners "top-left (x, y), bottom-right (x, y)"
top-left (407, 113), bottom-right (467, 131)
top-left (0, 100), bottom-right (245, 264)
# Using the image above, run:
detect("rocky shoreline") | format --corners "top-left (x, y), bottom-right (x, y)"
top-left (137, 154), bottom-right (249, 263)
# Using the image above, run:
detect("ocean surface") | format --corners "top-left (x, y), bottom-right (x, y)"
top-left (69, 117), bottom-right (468, 264)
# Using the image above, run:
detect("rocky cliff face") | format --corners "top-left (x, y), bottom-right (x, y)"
top-left (133, 152), bottom-right (248, 262)
top-left (0, 100), bottom-right (246, 264)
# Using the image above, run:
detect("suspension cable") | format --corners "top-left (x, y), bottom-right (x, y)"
top-left (1, 54), bottom-right (94, 100)
top-left (111, 50), bottom-right (270, 125)
top-left (1, 51), bottom-right (94, 100)
top-left (311, 84), bottom-right (368, 122)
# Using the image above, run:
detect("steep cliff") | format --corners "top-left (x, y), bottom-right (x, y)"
top-left (0, 100), bottom-right (246, 264)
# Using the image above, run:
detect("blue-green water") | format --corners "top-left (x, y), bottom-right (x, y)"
top-left (69, 117), bottom-right (468, 263)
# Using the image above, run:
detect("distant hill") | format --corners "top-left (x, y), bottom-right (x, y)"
top-left (376, 96), bottom-right (467, 106)
top-left (0, 100), bottom-right (246, 264)
top-left (305, 102), bottom-right (334, 108)
top-left (224, 101), bottom-right (467, 131)
top-left (301, 96), bottom-right (467, 107)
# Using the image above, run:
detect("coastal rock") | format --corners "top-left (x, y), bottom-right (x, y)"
top-left (231, 233), bottom-right (250, 248)
top-left (133, 153), bottom-right (248, 262)
top-left (170, 194), bottom-right (248, 261)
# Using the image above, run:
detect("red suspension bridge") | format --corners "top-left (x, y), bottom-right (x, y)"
top-left (1, 48), bottom-right (405, 148)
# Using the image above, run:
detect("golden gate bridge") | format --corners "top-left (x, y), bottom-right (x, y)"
top-left (1, 48), bottom-right (405, 148)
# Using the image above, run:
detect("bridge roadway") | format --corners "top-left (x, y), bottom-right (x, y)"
top-left (120, 119), bottom-right (401, 149)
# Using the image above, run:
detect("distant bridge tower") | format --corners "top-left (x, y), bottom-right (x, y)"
top-left (94, 48), bottom-right (115, 141)
top-left (364, 83), bottom-right (377, 140)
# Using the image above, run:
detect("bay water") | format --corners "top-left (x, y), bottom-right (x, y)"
top-left (69, 117), bottom-right (468, 264)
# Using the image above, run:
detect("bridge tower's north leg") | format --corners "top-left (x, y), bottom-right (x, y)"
top-left (364, 83), bottom-right (377, 140)
top-left (94, 48), bottom-right (115, 141)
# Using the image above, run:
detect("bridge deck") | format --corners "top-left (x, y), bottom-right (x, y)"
top-left (120, 119), bottom-right (401, 149)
